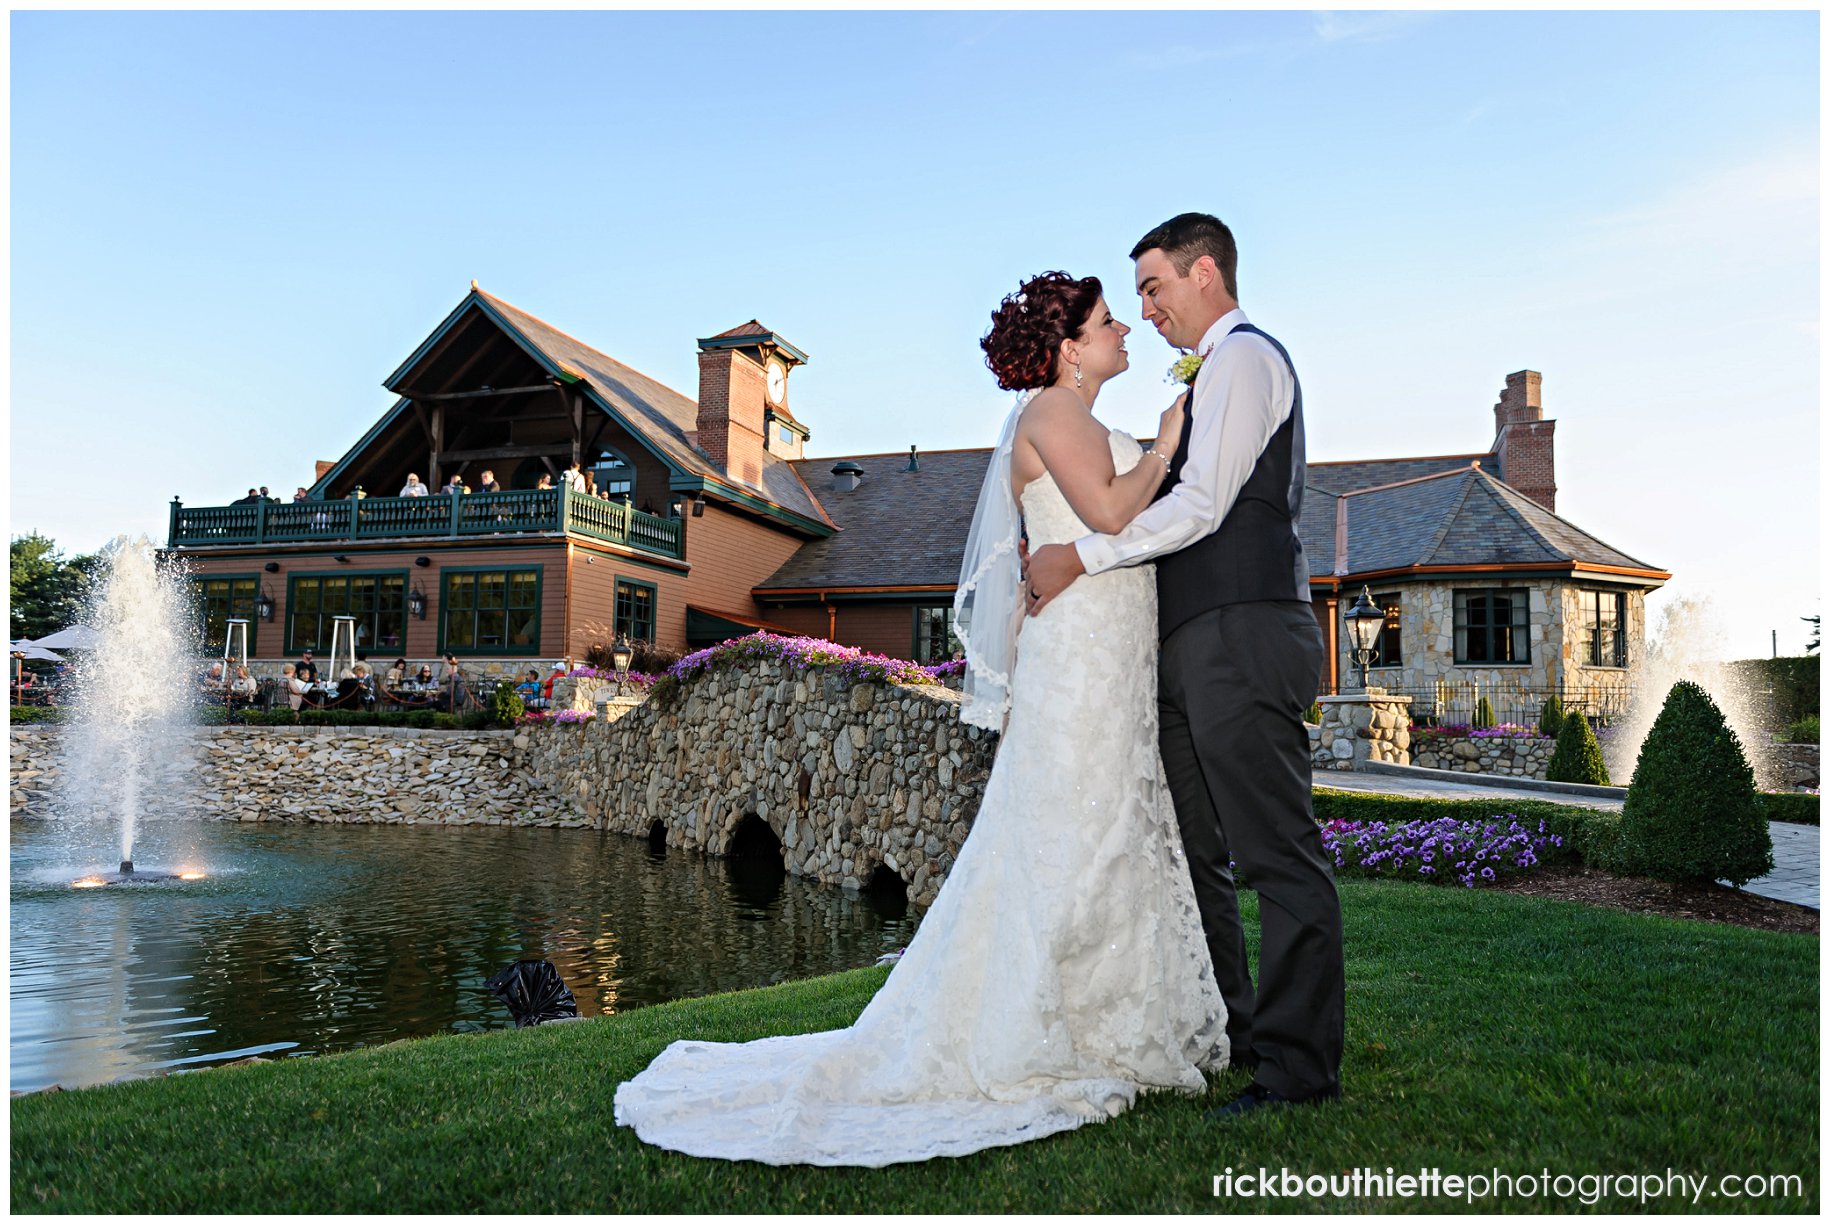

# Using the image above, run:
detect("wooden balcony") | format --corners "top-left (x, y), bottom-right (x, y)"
top-left (167, 486), bottom-right (685, 560)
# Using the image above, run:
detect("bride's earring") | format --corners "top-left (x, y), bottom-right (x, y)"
top-left (1073, 362), bottom-right (1083, 388)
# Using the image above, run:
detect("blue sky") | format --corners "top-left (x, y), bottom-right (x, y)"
top-left (9, 9), bottom-right (1819, 658)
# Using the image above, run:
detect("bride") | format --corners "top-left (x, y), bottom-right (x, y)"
top-left (613, 271), bottom-right (1230, 1167)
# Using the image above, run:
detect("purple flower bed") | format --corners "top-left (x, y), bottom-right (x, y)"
top-left (657, 632), bottom-right (950, 696)
top-left (516, 708), bottom-right (596, 727)
top-left (1409, 722), bottom-right (1547, 741)
top-left (1321, 815), bottom-right (1565, 888)
top-left (566, 666), bottom-right (662, 689)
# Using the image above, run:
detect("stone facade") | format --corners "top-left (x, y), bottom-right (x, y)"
top-left (1351, 578), bottom-right (1643, 724)
top-left (1769, 743), bottom-right (1820, 792)
top-left (517, 661), bottom-right (997, 906)
top-left (1309, 692), bottom-right (1413, 770)
top-left (1410, 733), bottom-right (1555, 778)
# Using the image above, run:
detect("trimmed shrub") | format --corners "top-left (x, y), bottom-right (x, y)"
top-left (1304, 701), bottom-right (1322, 725)
top-left (1537, 694), bottom-right (1565, 738)
top-left (1781, 715), bottom-right (1819, 744)
top-left (1619, 680), bottom-right (1773, 887)
top-left (1472, 695), bottom-right (1496, 730)
top-left (1759, 792), bottom-right (1819, 826)
top-left (490, 683), bottom-right (525, 727)
top-left (8, 706), bottom-right (68, 724)
top-left (1545, 710), bottom-right (1611, 786)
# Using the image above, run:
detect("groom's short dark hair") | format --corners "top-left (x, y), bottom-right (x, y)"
top-left (1131, 213), bottom-right (1238, 300)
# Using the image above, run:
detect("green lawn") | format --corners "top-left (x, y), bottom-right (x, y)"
top-left (11, 880), bottom-right (1818, 1214)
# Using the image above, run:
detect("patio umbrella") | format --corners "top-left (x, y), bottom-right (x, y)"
top-left (25, 624), bottom-right (99, 651)
top-left (10, 642), bottom-right (65, 662)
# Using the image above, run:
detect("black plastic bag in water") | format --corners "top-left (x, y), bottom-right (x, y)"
top-left (484, 959), bottom-right (579, 1027)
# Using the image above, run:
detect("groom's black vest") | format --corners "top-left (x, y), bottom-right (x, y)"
top-left (1154, 322), bottom-right (1310, 640)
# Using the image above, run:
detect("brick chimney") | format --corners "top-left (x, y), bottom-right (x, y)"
top-left (695, 344), bottom-right (769, 489)
top-left (1490, 370), bottom-right (1556, 511)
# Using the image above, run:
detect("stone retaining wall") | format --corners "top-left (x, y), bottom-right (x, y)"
top-left (1768, 742), bottom-right (1819, 791)
top-left (12, 724), bottom-right (560, 827)
top-left (1411, 734), bottom-right (1555, 778)
top-left (1310, 692), bottom-right (1413, 770)
top-left (518, 661), bottom-right (996, 906)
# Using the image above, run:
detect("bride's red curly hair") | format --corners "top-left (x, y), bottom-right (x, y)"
top-left (980, 272), bottom-right (1103, 391)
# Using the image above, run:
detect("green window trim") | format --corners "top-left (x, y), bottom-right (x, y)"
top-left (912, 604), bottom-right (962, 665)
top-left (285, 570), bottom-right (410, 656)
top-left (1369, 591), bottom-right (1402, 669)
top-left (190, 573), bottom-right (261, 657)
top-left (1579, 589), bottom-right (1629, 669)
top-left (613, 577), bottom-right (658, 644)
top-left (1453, 588), bottom-right (1532, 665)
top-left (438, 565), bottom-right (544, 657)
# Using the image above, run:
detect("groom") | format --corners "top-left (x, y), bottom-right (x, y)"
top-left (1025, 213), bottom-right (1342, 1116)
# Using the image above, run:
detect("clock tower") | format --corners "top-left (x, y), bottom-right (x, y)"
top-left (695, 322), bottom-right (811, 478)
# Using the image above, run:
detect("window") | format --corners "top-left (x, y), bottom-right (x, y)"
top-left (778, 425), bottom-right (795, 445)
top-left (591, 448), bottom-right (634, 500)
top-left (441, 568), bottom-right (541, 655)
top-left (614, 579), bottom-right (657, 642)
top-left (192, 575), bottom-right (259, 654)
top-left (1580, 589), bottom-right (1628, 668)
top-left (1454, 589), bottom-right (1531, 664)
top-left (288, 572), bottom-right (406, 654)
top-left (1369, 592), bottom-right (1402, 668)
top-left (913, 605), bottom-right (962, 665)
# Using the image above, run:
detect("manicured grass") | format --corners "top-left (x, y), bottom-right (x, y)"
top-left (11, 881), bottom-right (1818, 1214)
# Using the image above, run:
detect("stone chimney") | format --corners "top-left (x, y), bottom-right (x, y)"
top-left (1490, 370), bottom-right (1556, 511)
top-left (695, 344), bottom-right (769, 489)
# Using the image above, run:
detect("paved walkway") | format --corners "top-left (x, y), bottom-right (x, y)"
top-left (1318, 767), bottom-right (1820, 911)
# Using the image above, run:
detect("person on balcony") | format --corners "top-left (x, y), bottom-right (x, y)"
top-left (293, 487), bottom-right (311, 503)
top-left (582, 471), bottom-right (599, 498)
top-left (564, 462), bottom-right (586, 493)
top-left (535, 473), bottom-right (555, 491)
top-left (400, 473), bottom-right (429, 497)
top-left (232, 488), bottom-right (261, 505)
top-left (478, 469), bottom-right (501, 493)
top-left (441, 474), bottom-right (469, 495)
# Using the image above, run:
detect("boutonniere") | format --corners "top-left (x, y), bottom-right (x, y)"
top-left (1167, 353), bottom-right (1204, 387)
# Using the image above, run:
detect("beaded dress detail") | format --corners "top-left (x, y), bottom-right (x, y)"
top-left (612, 429), bottom-right (1228, 1167)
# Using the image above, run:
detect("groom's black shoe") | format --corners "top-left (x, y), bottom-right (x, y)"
top-left (1205, 1081), bottom-right (1341, 1120)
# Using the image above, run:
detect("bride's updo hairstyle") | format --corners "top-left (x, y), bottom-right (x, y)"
top-left (981, 271), bottom-right (1103, 391)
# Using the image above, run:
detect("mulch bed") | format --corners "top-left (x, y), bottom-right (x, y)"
top-left (1492, 863), bottom-right (1818, 935)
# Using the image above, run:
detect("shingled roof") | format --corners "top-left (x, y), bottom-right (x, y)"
top-left (1333, 465), bottom-right (1661, 576)
top-left (475, 291), bottom-right (834, 530)
top-left (1307, 453), bottom-right (1499, 496)
top-left (760, 449), bottom-right (993, 590)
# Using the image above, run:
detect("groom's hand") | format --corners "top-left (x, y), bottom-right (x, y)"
top-left (1025, 544), bottom-right (1085, 616)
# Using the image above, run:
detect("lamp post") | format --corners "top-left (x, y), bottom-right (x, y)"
top-left (610, 634), bottom-right (634, 699)
top-left (1343, 585), bottom-right (1388, 693)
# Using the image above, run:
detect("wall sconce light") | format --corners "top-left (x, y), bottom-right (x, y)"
top-left (407, 587), bottom-right (427, 620)
top-left (691, 493), bottom-right (706, 518)
top-left (255, 590), bottom-right (275, 622)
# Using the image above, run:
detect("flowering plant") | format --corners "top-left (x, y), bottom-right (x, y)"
top-left (1320, 815), bottom-right (1565, 888)
top-left (515, 708), bottom-right (596, 727)
top-left (1167, 353), bottom-right (1204, 387)
top-left (1409, 722), bottom-right (1548, 742)
top-left (651, 632), bottom-right (946, 704)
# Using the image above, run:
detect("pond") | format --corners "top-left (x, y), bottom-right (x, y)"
top-left (9, 819), bottom-right (921, 1093)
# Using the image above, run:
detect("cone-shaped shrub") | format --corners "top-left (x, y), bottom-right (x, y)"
top-left (1473, 695), bottom-right (1496, 729)
top-left (1545, 709), bottom-right (1609, 785)
top-left (1620, 680), bottom-right (1772, 887)
top-left (1538, 694), bottom-right (1565, 738)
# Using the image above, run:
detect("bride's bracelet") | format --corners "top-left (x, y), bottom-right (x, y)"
top-left (1144, 449), bottom-right (1172, 476)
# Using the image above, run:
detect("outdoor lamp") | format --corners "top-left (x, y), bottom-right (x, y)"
top-left (407, 587), bottom-right (427, 620)
top-left (1343, 585), bottom-right (1388, 692)
top-left (255, 590), bottom-right (275, 622)
top-left (611, 634), bottom-right (634, 683)
top-left (691, 493), bottom-right (706, 517)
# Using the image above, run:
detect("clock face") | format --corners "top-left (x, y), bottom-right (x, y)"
top-left (766, 361), bottom-right (786, 405)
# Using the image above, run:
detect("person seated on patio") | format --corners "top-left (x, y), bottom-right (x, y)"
top-left (279, 664), bottom-right (306, 714)
top-left (400, 473), bottom-right (429, 497)
top-left (414, 663), bottom-right (435, 689)
top-left (516, 668), bottom-right (543, 708)
top-left (295, 651), bottom-right (320, 684)
top-left (352, 662), bottom-right (377, 706)
top-left (385, 657), bottom-right (408, 689)
top-left (542, 662), bottom-right (569, 704)
top-left (230, 665), bottom-right (257, 701)
top-left (198, 661), bottom-right (227, 693)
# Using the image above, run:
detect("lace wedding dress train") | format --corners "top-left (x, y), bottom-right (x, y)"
top-left (613, 430), bottom-right (1228, 1166)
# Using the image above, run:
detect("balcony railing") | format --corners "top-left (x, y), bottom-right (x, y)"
top-left (167, 487), bottom-right (684, 559)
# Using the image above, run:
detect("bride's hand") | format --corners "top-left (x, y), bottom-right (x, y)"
top-left (1154, 393), bottom-right (1188, 460)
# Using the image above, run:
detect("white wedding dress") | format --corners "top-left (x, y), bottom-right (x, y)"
top-left (613, 429), bottom-right (1229, 1166)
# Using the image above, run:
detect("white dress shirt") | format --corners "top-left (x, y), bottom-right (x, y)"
top-left (1074, 308), bottom-right (1295, 575)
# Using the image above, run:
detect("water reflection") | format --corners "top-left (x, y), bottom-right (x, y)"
top-left (9, 821), bottom-right (920, 1092)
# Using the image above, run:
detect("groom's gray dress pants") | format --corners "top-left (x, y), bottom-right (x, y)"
top-left (1158, 600), bottom-right (1343, 1099)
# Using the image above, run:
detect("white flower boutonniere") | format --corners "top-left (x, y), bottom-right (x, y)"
top-left (1167, 353), bottom-right (1204, 387)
